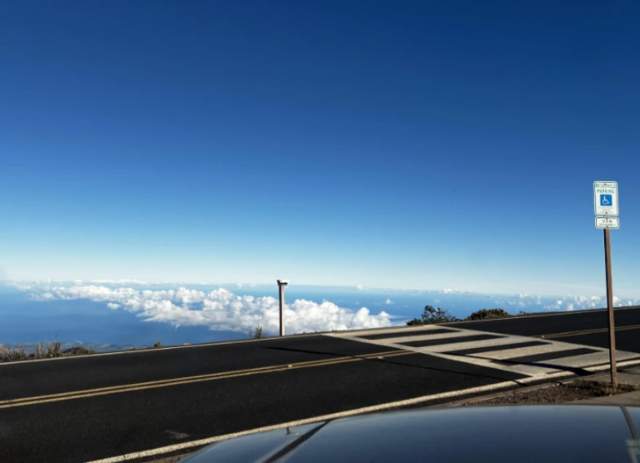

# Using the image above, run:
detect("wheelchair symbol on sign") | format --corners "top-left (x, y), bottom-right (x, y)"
top-left (600, 194), bottom-right (613, 206)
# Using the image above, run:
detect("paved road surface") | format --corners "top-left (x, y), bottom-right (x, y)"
top-left (1, 307), bottom-right (640, 462)
top-left (449, 305), bottom-right (640, 352)
top-left (0, 335), bottom-right (523, 463)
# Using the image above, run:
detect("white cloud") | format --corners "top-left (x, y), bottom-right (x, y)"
top-left (515, 294), bottom-right (639, 311)
top-left (23, 284), bottom-right (392, 335)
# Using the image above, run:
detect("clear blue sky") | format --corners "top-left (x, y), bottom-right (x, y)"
top-left (1, 1), bottom-right (639, 296)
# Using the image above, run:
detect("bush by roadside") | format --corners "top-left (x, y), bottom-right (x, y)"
top-left (407, 305), bottom-right (459, 325)
top-left (466, 308), bottom-right (511, 320)
top-left (407, 306), bottom-right (515, 326)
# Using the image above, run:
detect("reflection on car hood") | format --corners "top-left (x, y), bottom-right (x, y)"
top-left (184, 405), bottom-right (640, 463)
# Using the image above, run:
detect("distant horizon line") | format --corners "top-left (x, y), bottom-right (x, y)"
top-left (2, 278), bottom-right (637, 302)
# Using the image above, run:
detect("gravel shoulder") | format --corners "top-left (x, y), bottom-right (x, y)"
top-left (440, 367), bottom-right (640, 407)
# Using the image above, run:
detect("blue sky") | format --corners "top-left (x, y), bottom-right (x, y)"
top-left (1, 1), bottom-right (639, 296)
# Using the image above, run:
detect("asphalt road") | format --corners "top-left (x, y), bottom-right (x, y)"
top-left (2, 306), bottom-right (639, 463)
top-left (0, 335), bottom-right (522, 463)
top-left (449, 306), bottom-right (640, 352)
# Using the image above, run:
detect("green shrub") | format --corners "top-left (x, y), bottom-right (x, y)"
top-left (466, 308), bottom-right (511, 320)
top-left (407, 305), bottom-right (459, 325)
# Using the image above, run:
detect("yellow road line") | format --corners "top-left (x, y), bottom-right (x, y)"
top-left (0, 350), bottom-right (408, 410)
top-left (541, 323), bottom-right (640, 339)
top-left (87, 357), bottom-right (640, 463)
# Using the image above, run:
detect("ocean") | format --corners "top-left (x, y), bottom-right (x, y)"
top-left (0, 282), bottom-right (621, 351)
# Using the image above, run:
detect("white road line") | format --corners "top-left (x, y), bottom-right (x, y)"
top-left (374, 330), bottom-right (501, 345)
top-left (329, 325), bottom-right (507, 342)
top-left (332, 325), bottom-right (460, 337)
top-left (545, 350), bottom-right (640, 368)
top-left (492, 363), bottom-right (559, 377)
top-left (474, 342), bottom-right (593, 361)
top-left (543, 351), bottom-right (611, 368)
top-left (425, 336), bottom-right (544, 353)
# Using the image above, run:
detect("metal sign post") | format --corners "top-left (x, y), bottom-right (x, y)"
top-left (594, 180), bottom-right (619, 390)
top-left (603, 228), bottom-right (617, 390)
top-left (277, 280), bottom-right (289, 336)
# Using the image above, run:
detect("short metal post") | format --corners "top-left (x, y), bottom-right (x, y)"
top-left (604, 229), bottom-right (618, 390)
top-left (277, 280), bottom-right (288, 337)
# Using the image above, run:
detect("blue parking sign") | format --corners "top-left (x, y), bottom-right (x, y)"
top-left (594, 181), bottom-right (619, 226)
top-left (600, 194), bottom-right (613, 206)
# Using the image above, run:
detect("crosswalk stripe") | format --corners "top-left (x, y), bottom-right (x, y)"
top-left (330, 324), bottom-right (640, 379)
top-left (338, 325), bottom-right (461, 337)
top-left (544, 351), bottom-right (612, 368)
top-left (426, 336), bottom-right (543, 353)
top-left (472, 342), bottom-right (588, 361)
top-left (402, 334), bottom-right (502, 348)
top-left (506, 347), bottom-right (597, 364)
top-left (361, 328), bottom-right (455, 340)
top-left (371, 330), bottom-right (496, 345)
top-left (543, 350), bottom-right (640, 368)
top-left (448, 340), bottom-right (547, 356)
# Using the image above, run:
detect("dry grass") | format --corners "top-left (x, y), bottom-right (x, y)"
top-left (0, 346), bottom-right (29, 362)
top-left (0, 342), bottom-right (96, 363)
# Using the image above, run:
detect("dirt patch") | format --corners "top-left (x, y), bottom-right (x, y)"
top-left (459, 380), bottom-right (636, 406)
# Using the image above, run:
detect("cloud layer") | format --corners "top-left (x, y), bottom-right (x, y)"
top-left (23, 284), bottom-right (392, 335)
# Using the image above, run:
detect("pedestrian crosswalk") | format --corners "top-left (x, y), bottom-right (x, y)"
top-left (328, 324), bottom-right (640, 379)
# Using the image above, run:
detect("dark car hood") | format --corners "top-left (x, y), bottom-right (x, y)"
top-left (184, 405), bottom-right (640, 463)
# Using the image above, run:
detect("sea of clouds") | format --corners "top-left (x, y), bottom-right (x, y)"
top-left (9, 281), bottom-right (640, 341)
top-left (17, 283), bottom-right (392, 336)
